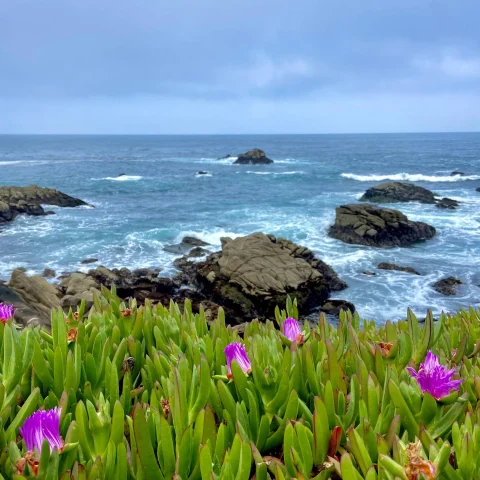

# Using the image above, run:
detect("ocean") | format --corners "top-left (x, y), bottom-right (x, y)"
top-left (1, 133), bottom-right (479, 323)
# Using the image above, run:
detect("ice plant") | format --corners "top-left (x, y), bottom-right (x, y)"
top-left (407, 351), bottom-right (463, 400)
top-left (405, 441), bottom-right (436, 480)
top-left (0, 302), bottom-right (15, 324)
top-left (19, 408), bottom-right (63, 454)
top-left (224, 343), bottom-right (251, 378)
top-left (282, 317), bottom-right (304, 344)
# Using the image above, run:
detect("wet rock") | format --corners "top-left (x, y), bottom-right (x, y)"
top-left (451, 171), bottom-right (465, 176)
top-left (360, 182), bottom-right (436, 204)
top-left (80, 258), bottom-right (98, 264)
top-left (164, 236), bottom-right (210, 254)
top-left (320, 299), bottom-right (355, 316)
top-left (234, 149), bottom-right (273, 165)
top-left (178, 232), bottom-right (347, 324)
top-left (0, 185), bottom-right (90, 225)
top-left (377, 262), bottom-right (420, 275)
top-left (436, 198), bottom-right (460, 210)
top-left (43, 268), bottom-right (56, 278)
top-left (432, 277), bottom-right (463, 296)
top-left (196, 171), bottom-right (209, 175)
top-left (328, 203), bottom-right (436, 248)
top-left (362, 271), bottom-right (377, 276)
top-left (476, 187), bottom-right (480, 193)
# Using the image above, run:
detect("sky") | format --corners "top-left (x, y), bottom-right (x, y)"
top-left (1, 0), bottom-right (479, 134)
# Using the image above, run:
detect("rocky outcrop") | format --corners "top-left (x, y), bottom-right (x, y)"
top-left (320, 300), bottom-right (355, 316)
top-left (360, 182), bottom-right (436, 204)
top-left (178, 232), bottom-right (347, 323)
top-left (328, 204), bottom-right (436, 248)
top-left (436, 198), bottom-right (460, 210)
top-left (58, 272), bottom-right (102, 310)
top-left (432, 277), bottom-right (463, 296)
top-left (164, 236), bottom-right (210, 255)
top-left (377, 262), bottom-right (420, 275)
top-left (234, 149), bottom-right (273, 165)
top-left (0, 185), bottom-right (89, 225)
top-left (360, 182), bottom-right (460, 209)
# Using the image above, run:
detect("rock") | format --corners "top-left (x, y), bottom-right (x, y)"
top-left (164, 236), bottom-right (210, 254)
top-left (196, 171), bottom-right (209, 175)
top-left (328, 204), bottom-right (436, 248)
top-left (432, 277), bottom-right (463, 296)
top-left (61, 291), bottom-right (98, 311)
top-left (178, 232), bottom-right (347, 323)
top-left (451, 171), bottom-right (465, 176)
top-left (8, 269), bottom-right (61, 322)
top-left (43, 268), bottom-right (56, 278)
top-left (362, 271), bottom-right (377, 276)
top-left (377, 262), bottom-right (420, 275)
top-left (0, 283), bottom-right (49, 328)
top-left (360, 182), bottom-right (436, 204)
top-left (234, 149), bottom-right (273, 165)
top-left (59, 272), bottom-right (100, 296)
top-left (436, 198), bottom-right (460, 210)
top-left (0, 185), bottom-right (89, 225)
top-left (119, 173), bottom-right (126, 177)
top-left (80, 258), bottom-right (98, 264)
top-left (173, 247), bottom-right (209, 270)
top-left (476, 187), bottom-right (480, 193)
top-left (320, 300), bottom-right (355, 317)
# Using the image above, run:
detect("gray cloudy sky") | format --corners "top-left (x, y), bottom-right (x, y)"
top-left (1, 0), bottom-right (479, 133)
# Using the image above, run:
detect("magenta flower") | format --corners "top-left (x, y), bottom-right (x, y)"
top-left (282, 317), bottom-right (304, 344)
top-left (0, 303), bottom-right (15, 324)
top-left (407, 351), bottom-right (463, 400)
top-left (19, 408), bottom-right (63, 454)
top-left (224, 343), bottom-right (251, 378)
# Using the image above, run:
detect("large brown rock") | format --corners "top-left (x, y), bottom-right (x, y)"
top-left (432, 277), bottom-right (463, 296)
top-left (234, 149), bottom-right (273, 165)
top-left (0, 185), bottom-right (89, 225)
top-left (7, 269), bottom-right (61, 326)
top-left (328, 204), bottom-right (436, 248)
top-left (179, 232), bottom-right (347, 323)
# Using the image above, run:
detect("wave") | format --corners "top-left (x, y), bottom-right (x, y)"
top-left (0, 160), bottom-right (51, 166)
top-left (341, 173), bottom-right (480, 182)
top-left (103, 175), bottom-right (143, 181)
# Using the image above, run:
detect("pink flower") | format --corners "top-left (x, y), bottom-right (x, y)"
top-left (20, 408), bottom-right (63, 454)
top-left (407, 351), bottom-right (463, 400)
top-left (224, 343), bottom-right (251, 378)
top-left (282, 317), bottom-right (304, 344)
top-left (0, 303), bottom-right (15, 324)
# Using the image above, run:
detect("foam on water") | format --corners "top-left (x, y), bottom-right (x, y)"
top-left (102, 175), bottom-right (143, 181)
top-left (245, 170), bottom-right (305, 176)
top-left (341, 172), bottom-right (480, 182)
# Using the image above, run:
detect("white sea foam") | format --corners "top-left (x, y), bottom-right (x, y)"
top-left (341, 173), bottom-right (480, 182)
top-left (103, 175), bottom-right (143, 181)
top-left (0, 160), bottom-right (51, 166)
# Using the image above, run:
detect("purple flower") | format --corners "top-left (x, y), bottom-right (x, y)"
top-left (224, 343), bottom-right (251, 378)
top-left (0, 303), bottom-right (15, 324)
top-left (282, 317), bottom-right (304, 344)
top-left (19, 408), bottom-right (63, 454)
top-left (407, 351), bottom-right (463, 400)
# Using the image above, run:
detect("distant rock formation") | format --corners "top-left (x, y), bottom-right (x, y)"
top-left (0, 185), bottom-right (89, 225)
top-left (328, 204), bottom-right (436, 248)
top-left (234, 149), bottom-right (273, 165)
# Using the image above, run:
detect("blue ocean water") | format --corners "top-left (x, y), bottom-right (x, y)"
top-left (1, 133), bottom-right (479, 322)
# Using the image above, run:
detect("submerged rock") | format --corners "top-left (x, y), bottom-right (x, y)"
top-left (377, 262), bottom-right (420, 275)
top-left (234, 149), bottom-right (273, 165)
top-left (436, 197), bottom-right (460, 210)
top-left (196, 171), bottom-right (209, 175)
top-left (360, 182), bottom-right (436, 204)
top-left (80, 258), bottom-right (99, 264)
top-left (451, 171), bottom-right (465, 176)
top-left (432, 277), bottom-right (463, 296)
top-left (178, 232), bottom-right (347, 323)
top-left (476, 187), bottom-right (480, 193)
top-left (328, 203), bottom-right (436, 248)
top-left (0, 185), bottom-right (89, 225)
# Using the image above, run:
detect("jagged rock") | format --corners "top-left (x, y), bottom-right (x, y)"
top-left (360, 182), bottom-right (436, 204)
top-left (234, 149), bottom-right (273, 165)
top-left (173, 247), bottom-right (209, 270)
top-left (80, 258), bottom-right (98, 264)
top-left (164, 236), bottom-right (210, 254)
top-left (436, 198), bottom-right (460, 210)
top-left (377, 262), bottom-right (420, 275)
top-left (8, 269), bottom-right (61, 322)
top-left (320, 300), bottom-right (355, 316)
top-left (433, 277), bottom-right (463, 296)
top-left (178, 232), bottom-right (347, 323)
top-left (328, 204), bottom-right (436, 248)
top-left (43, 268), bottom-right (56, 278)
top-left (0, 185), bottom-right (89, 225)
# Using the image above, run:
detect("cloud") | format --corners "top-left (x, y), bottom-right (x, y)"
top-left (413, 50), bottom-right (480, 79)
